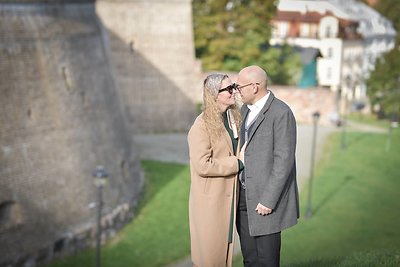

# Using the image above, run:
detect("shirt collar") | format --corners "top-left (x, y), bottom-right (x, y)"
top-left (247, 91), bottom-right (270, 112)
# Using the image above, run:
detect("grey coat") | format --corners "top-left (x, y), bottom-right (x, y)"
top-left (241, 92), bottom-right (299, 236)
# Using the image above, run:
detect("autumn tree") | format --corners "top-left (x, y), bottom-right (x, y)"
top-left (364, 0), bottom-right (400, 118)
top-left (367, 48), bottom-right (400, 118)
top-left (193, 0), bottom-right (301, 85)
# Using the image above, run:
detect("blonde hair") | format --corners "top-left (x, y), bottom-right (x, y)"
top-left (202, 74), bottom-right (241, 140)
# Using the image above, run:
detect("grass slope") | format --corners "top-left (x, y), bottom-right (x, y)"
top-left (45, 161), bottom-right (191, 267)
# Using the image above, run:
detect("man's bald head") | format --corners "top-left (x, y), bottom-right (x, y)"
top-left (238, 65), bottom-right (268, 91)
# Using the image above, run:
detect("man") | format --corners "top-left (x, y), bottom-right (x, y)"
top-left (236, 65), bottom-right (299, 266)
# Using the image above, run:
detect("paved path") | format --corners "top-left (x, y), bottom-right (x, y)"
top-left (133, 124), bottom-right (336, 191)
top-left (132, 122), bottom-right (385, 267)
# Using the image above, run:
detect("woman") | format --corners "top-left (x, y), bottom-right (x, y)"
top-left (188, 74), bottom-right (244, 267)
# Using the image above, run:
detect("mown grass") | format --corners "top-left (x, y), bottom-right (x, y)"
top-left (44, 161), bottom-right (191, 267)
top-left (234, 128), bottom-right (400, 266)
top-left (45, 127), bottom-right (400, 267)
top-left (347, 112), bottom-right (391, 128)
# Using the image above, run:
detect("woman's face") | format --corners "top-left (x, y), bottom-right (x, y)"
top-left (217, 78), bottom-right (236, 111)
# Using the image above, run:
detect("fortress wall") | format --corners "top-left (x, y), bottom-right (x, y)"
top-left (96, 0), bottom-right (199, 133)
top-left (0, 3), bottom-right (143, 266)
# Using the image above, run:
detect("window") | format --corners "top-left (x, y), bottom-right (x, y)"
top-left (325, 26), bottom-right (332, 38)
top-left (327, 47), bottom-right (333, 58)
top-left (278, 22), bottom-right (289, 37)
top-left (327, 67), bottom-right (332, 80)
top-left (300, 23), bottom-right (310, 37)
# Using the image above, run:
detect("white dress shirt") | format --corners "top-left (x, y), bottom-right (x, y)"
top-left (245, 91), bottom-right (270, 127)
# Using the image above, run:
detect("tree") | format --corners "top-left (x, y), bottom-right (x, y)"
top-left (193, 0), bottom-right (275, 69)
top-left (366, 48), bottom-right (400, 118)
top-left (369, 0), bottom-right (400, 44)
top-left (364, 0), bottom-right (400, 119)
top-left (193, 0), bottom-right (301, 85)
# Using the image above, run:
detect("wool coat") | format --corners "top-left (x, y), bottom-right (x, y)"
top-left (241, 92), bottom-right (300, 236)
top-left (187, 114), bottom-right (240, 267)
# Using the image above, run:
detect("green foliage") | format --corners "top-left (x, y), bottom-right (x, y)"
top-left (372, 0), bottom-right (400, 44)
top-left (366, 48), bottom-right (400, 118)
top-left (364, 0), bottom-right (400, 119)
top-left (193, 0), bottom-right (275, 70)
top-left (193, 0), bottom-right (302, 85)
top-left (258, 44), bottom-right (302, 85)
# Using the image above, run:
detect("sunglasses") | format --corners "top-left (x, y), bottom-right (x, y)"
top-left (218, 83), bottom-right (238, 94)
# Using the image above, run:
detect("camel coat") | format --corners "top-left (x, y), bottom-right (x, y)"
top-left (187, 114), bottom-right (240, 267)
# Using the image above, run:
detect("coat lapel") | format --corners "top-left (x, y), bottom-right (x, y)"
top-left (246, 92), bottom-right (275, 145)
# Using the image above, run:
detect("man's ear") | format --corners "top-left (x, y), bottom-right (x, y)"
top-left (253, 84), bottom-right (259, 94)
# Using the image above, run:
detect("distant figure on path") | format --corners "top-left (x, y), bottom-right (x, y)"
top-left (187, 73), bottom-right (244, 267)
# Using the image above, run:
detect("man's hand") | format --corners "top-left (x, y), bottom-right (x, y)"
top-left (255, 203), bottom-right (272, 216)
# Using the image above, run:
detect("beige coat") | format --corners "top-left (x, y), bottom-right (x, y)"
top-left (187, 114), bottom-right (240, 267)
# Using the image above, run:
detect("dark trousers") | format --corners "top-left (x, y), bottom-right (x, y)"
top-left (236, 186), bottom-right (281, 267)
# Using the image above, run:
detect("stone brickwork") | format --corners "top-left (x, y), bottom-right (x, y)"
top-left (271, 86), bottom-right (339, 126)
top-left (96, 0), bottom-right (199, 133)
top-left (0, 3), bottom-right (143, 266)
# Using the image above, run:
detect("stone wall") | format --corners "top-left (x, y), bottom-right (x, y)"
top-left (96, 0), bottom-right (199, 133)
top-left (272, 86), bottom-right (339, 126)
top-left (0, 3), bottom-right (143, 266)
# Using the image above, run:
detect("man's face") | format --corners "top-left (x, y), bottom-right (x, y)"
top-left (236, 75), bottom-right (254, 105)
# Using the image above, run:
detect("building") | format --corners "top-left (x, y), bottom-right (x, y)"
top-left (270, 0), bottom-right (396, 106)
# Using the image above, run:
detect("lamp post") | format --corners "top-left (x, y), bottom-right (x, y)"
top-left (306, 111), bottom-right (320, 219)
top-left (93, 165), bottom-right (108, 267)
top-left (341, 75), bottom-right (352, 150)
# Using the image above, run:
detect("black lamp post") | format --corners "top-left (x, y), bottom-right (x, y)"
top-left (306, 111), bottom-right (320, 218)
top-left (341, 75), bottom-right (352, 150)
top-left (93, 165), bottom-right (108, 267)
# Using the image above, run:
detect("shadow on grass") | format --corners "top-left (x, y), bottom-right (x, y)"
top-left (42, 160), bottom-right (191, 267)
top-left (313, 175), bottom-right (353, 215)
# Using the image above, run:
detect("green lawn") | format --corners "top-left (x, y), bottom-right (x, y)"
top-left (234, 128), bottom-right (400, 266)
top-left (44, 161), bottom-right (191, 267)
top-left (45, 128), bottom-right (400, 267)
top-left (347, 112), bottom-right (391, 128)
top-left (283, 129), bottom-right (400, 266)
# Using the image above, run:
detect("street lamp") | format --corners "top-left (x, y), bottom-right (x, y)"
top-left (306, 111), bottom-right (320, 219)
top-left (93, 165), bottom-right (108, 267)
top-left (341, 75), bottom-right (352, 150)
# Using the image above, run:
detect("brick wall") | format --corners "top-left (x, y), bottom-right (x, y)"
top-left (96, 0), bottom-right (199, 133)
top-left (0, 3), bottom-right (143, 266)
top-left (272, 86), bottom-right (339, 126)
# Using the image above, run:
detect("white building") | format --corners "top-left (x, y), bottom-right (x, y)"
top-left (270, 0), bottom-right (396, 104)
